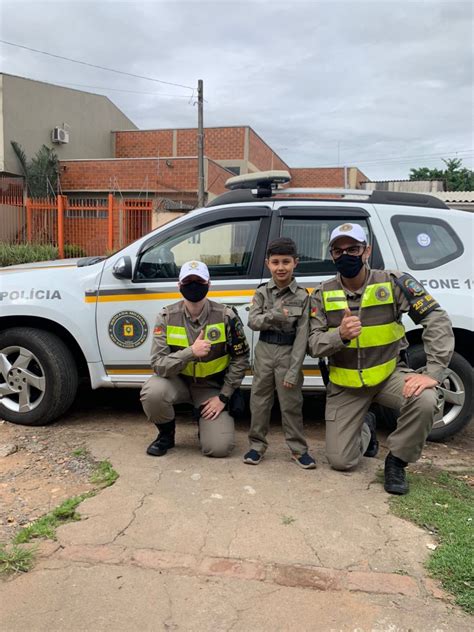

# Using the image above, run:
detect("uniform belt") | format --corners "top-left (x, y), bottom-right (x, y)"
top-left (259, 331), bottom-right (296, 345)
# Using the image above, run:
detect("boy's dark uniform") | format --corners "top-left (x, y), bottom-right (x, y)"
top-left (248, 278), bottom-right (310, 455)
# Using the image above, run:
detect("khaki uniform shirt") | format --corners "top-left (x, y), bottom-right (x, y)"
top-left (308, 268), bottom-right (454, 382)
top-left (249, 278), bottom-right (309, 385)
top-left (151, 300), bottom-right (250, 397)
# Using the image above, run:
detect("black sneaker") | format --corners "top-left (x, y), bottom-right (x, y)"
top-left (363, 411), bottom-right (379, 458)
top-left (243, 449), bottom-right (262, 465)
top-left (292, 452), bottom-right (317, 469)
top-left (146, 421), bottom-right (175, 457)
top-left (384, 452), bottom-right (409, 495)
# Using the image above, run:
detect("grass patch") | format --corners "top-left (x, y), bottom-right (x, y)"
top-left (13, 493), bottom-right (92, 544)
top-left (388, 468), bottom-right (474, 614)
top-left (13, 460), bottom-right (118, 545)
top-left (71, 447), bottom-right (87, 457)
top-left (2, 459), bottom-right (119, 575)
top-left (0, 544), bottom-right (36, 574)
top-left (90, 460), bottom-right (119, 488)
top-left (281, 515), bottom-right (296, 526)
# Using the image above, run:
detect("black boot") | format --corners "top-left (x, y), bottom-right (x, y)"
top-left (384, 452), bottom-right (409, 495)
top-left (147, 420), bottom-right (176, 457)
top-left (363, 411), bottom-right (379, 458)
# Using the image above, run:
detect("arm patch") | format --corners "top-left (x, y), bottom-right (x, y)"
top-left (228, 312), bottom-right (250, 357)
top-left (395, 274), bottom-right (440, 325)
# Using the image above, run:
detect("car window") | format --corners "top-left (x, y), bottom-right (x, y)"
top-left (136, 218), bottom-right (261, 280)
top-left (280, 218), bottom-right (370, 275)
top-left (391, 216), bottom-right (464, 270)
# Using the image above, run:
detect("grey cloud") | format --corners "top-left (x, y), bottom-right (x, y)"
top-left (1, 0), bottom-right (472, 179)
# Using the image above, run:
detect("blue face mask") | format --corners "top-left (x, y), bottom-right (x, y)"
top-left (334, 253), bottom-right (364, 278)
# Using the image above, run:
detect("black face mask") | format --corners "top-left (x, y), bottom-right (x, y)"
top-left (180, 281), bottom-right (209, 302)
top-left (334, 254), bottom-right (365, 278)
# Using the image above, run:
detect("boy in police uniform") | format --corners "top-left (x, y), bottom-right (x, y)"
top-left (308, 223), bottom-right (454, 494)
top-left (141, 260), bottom-right (249, 458)
top-left (243, 238), bottom-right (316, 469)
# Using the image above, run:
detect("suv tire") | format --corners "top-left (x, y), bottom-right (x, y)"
top-left (0, 327), bottom-right (78, 426)
top-left (377, 345), bottom-right (473, 442)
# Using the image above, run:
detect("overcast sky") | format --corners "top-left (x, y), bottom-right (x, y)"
top-left (1, 0), bottom-right (472, 180)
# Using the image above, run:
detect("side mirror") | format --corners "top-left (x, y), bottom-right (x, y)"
top-left (112, 256), bottom-right (133, 279)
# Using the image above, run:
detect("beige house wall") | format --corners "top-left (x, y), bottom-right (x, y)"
top-left (1, 74), bottom-right (137, 175)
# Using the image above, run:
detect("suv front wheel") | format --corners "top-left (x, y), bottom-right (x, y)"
top-left (0, 327), bottom-right (78, 426)
top-left (377, 345), bottom-right (473, 442)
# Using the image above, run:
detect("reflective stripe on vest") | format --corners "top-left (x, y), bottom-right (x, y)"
top-left (328, 322), bottom-right (405, 348)
top-left (329, 358), bottom-right (397, 388)
top-left (322, 279), bottom-right (402, 388)
top-left (166, 322), bottom-right (230, 379)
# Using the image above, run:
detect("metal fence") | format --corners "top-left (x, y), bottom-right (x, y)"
top-left (0, 192), bottom-right (154, 257)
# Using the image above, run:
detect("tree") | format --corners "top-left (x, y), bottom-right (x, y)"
top-left (11, 142), bottom-right (59, 198)
top-left (409, 158), bottom-right (474, 191)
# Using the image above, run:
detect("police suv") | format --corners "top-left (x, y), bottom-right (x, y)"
top-left (1, 171), bottom-right (472, 441)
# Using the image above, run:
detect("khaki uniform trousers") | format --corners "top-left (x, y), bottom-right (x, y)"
top-left (140, 375), bottom-right (235, 458)
top-left (249, 341), bottom-right (308, 455)
top-left (325, 367), bottom-right (441, 470)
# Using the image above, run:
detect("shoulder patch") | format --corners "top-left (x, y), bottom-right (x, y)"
top-left (395, 273), bottom-right (440, 324)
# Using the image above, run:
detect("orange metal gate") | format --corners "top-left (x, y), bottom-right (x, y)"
top-left (1, 193), bottom-right (155, 258)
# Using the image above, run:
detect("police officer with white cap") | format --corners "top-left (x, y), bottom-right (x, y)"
top-left (308, 223), bottom-right (454, 494)
top-left (141, 260), bottom-right (249, 458)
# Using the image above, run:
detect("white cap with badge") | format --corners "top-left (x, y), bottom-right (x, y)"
top-left (329, 223), bottom-right (367, 247)
top-left (179, 260), bottom-right (210, 282)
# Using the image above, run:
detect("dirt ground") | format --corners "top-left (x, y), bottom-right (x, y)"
top-left (0, 388), bottom-right (472, 545)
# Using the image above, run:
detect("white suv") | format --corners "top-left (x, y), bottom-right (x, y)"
top-left (0, 171), bottom-right (472, 441)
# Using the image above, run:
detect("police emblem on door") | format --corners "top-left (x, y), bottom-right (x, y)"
top-left (108, 311), bottom-right (148, 348)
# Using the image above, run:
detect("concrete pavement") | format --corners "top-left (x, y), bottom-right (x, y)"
top-left (0, 411), bottom-right (471, 631)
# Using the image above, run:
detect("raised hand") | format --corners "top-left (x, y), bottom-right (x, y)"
top-left (191, 330), bottom-right (211, 358)
top-left (339, 307), bottom-right (362, 340)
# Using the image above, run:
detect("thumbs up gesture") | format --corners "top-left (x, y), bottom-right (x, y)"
top-left (191, 330), bottom-right (212, 358)
top-left (339, 308), bottom-right (362, 340)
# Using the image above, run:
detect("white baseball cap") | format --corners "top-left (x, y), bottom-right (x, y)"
top-left (329, 223), bottom-right (367, 247)
top-left (178, 260), bottom-right (210, 282)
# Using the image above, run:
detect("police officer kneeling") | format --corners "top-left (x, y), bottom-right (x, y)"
top-left (141, 260), bottom-right (249, 458)
top-left (308, 224), bottom-right (454, 494)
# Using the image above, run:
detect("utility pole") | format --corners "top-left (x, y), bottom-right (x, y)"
top-left (197, 79), bottom-right (205, 207)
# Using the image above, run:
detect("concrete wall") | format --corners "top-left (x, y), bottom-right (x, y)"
top-left (362, 180), bottom-right (444, 193)
top-left (1, 74), bottom-right (137, 175)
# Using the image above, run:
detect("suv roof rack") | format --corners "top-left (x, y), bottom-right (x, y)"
top-left (206, 170), bottom-right (449, 209)
top-left (206, 187), bottom-right (449, 209)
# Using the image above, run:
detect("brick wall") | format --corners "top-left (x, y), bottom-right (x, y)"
top-left (177, 127), bottom-right (246, 160)
top-left (290, 167), bottom-right (346, 188)
top-left (60, 158), bottom-right (200, 193)
top-left (115, 130), bottom-right (173, 158)
top-left (207, 160), bottom-right (233, 197)
top-left (115, 127), bottom-right (247, 161)
top-left (248, 129), bottom-right (289, 172)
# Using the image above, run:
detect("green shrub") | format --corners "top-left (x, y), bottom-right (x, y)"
top-left (0, 243), bottom-right (87, 267)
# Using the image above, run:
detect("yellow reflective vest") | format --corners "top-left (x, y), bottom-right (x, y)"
top-left (321, 271), bottom-right (405, 387)
top-left (165, 302), bottom-right (230, 381)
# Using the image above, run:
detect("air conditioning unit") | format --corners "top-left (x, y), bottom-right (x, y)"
top-left (51, 127), bottom-right (70, 144)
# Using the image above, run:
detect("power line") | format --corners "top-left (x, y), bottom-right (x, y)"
top-left (47, 80), bottom-right (194, 98)
top-left (0, 39), bottom-right (194, 94)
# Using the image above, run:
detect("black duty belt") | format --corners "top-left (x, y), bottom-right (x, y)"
top-left (259, 331), bottom-right (296, 346)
